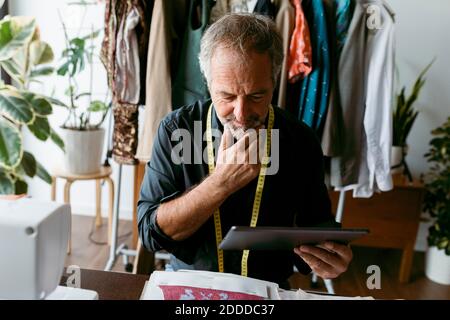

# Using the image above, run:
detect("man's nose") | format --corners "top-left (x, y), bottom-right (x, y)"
top-left (233, 97), bottom-right (248, 124)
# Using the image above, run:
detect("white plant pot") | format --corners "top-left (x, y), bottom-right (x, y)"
top-left (61, 127), bottom-right (105, 175)
top-left (391, 145), bottom-right (408, 174)
top-left (425, 246), bottom-right (450, 285)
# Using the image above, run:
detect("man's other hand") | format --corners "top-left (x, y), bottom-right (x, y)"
top-left (294, 242), bottom-right (353, 279)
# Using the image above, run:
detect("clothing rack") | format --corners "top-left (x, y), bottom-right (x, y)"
top-left (104, 111), bottom-right (137, 272)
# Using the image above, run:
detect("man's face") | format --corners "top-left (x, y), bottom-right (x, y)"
top-left (209, 46), bottom-right (274, 139)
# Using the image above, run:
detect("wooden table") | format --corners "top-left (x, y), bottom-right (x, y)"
top-left (329, 175), bottom-right (425, 283)
top-left (60, 268), bottom-right (149, 300)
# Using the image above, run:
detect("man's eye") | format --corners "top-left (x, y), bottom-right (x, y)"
top-left (223, 96), bottom-right (235, 101)
top-left (250, 95), bottom-right (264, 101)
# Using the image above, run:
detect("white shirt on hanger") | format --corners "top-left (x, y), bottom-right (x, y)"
top-left (230, 0), bottom-right (259, 13)
top-left (247, 0), bottom-right (259, 12)
top-left (331, 0), bottom-right (395, 198)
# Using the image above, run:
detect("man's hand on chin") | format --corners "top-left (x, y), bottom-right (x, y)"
top-left (294, 241), bottom-right (353, 279)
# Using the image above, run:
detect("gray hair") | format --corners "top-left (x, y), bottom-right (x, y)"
top-left (199, 13), bottom-right (284, 86)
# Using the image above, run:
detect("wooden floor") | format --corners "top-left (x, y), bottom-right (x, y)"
top-left (67, 215), bottom-right (450, 299)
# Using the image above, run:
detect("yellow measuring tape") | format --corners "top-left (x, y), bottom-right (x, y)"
top-left (206, 104), bottom-right (274, 276)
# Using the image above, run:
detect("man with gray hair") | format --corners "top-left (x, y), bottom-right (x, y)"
top-left (138, 13), bottom-right (352, 288)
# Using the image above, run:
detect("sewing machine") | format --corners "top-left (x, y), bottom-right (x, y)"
top-left (0, 198), bottom-right (97, 300)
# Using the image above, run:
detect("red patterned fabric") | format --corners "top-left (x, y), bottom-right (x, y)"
top-left (159, 285), bottom-right (265, 300)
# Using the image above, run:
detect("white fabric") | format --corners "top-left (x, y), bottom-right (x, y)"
top-left (231, 0), bottom-right (259, 13)
top-left (140, 270), bottom-right (374, 300)
top-left (275, 0), bottom-right (295, 109)
top-left (247, 0), bottom-right (259, 12)
top-left (331, 0), bottom-right (395, 198)
top-left (115, 7), bottom-right (140, 104)
top-left (136, 0), bottom-right (173, 161)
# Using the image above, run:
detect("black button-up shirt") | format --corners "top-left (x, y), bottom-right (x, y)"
top-left (137, 99), bottom-right (336, 286)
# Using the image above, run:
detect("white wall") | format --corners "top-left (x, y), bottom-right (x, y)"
top-left (9, 0), bottom-right (137, 220)
top-left (388, 0), bottom-right (450, 179)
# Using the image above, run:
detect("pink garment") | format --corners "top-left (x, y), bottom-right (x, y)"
top-left (287, 0), bottom-right (313, 83)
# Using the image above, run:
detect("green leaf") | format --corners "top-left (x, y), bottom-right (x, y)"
top-left (14, 178), bottom-right (28, 194)
top-left (50, 128), bottom-right (65, 152)
top-left (0, 58), bottom-right (25, 85)
top-left (0, 169), bottom-right (14, 194)
top-left (0, 17), bottom-right (36, 61)
top-left (43, 95), bottom-right (69, 109)
top-left (58, 37), bottom-right (86, 77)
top-left (27, 115), bottom-right (50, 141)
top-left (88, 100), bottom-right (108, 112)
top-left (70, 37), bottom-right (85, 49)
top-left (29, 40), bottom-right (54, 66)
top-left (392, 59), bottom-right (434, 146)
top-left (30, 65), bottom-right (54, 77)
top-left (19, 151), bottom-right (37, 177)
top-left (22, 92), bottom-right (53, 116)
top-left (64, 85), bottom-right (75, 97)
top-left (0, 88), bottom-right (35, 124)
top-left (36, 160), bottom-right (51, 184)
top-left (0, 117), bottom-right (22, 169)
top-left (80, 29), bottom-right (101, 41)
top-left (57, 61), bottom-right (70, 76)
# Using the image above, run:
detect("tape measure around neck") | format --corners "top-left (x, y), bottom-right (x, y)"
top-left (206, 104), bottom-right (274, 276)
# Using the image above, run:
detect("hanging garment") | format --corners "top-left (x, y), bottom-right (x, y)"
top-left (287, 0), bottom-right (312, 83)
top-left (101, 0), bottom-right (126, 96)
top-left (254, 0), bottom-right (277, 17)
top-left (245, 0), bottom-right (259, 12)
top-left (168, 0), bottom-right (189, 80)
top-left (136, 0), bottom-right (188, 162)
top-left (274, 0), bottom-right (295, 109)
top-left (102, 0), bottom-right (152, 103)
top-left (134, 0), bottom-right (153, 104)
top-left (295, 0), bottom-right (330, 133)
top-left (136, 0), bottom-right (172, 162)
top-left (171, 0), bottom-right (211, 109)
top-left (334, 0), bottom-right (353, 56)
top-left (209, 0), bottom-right (228, 23)
top-left (115, 7), bottom-right (141, 105)
top-left (330, 0), bottom-right (395, 198)
top-left (101, 0), bottom-right (153, 165)
top-left (112, 100), bottom-right (139, 165)
top-left (321, 0), bottom-right (353, 157)
top-left (210, 0), bottom-right (260, 23)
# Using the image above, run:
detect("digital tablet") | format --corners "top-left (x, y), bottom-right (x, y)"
top-left (219, 226), bottom-right (369, 250)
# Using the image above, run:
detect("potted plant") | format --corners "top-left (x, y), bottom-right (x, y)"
top-left (0, 16), bottom-right (64, 197)
top-left (392, 60), bottom-right (434, 178)
top-left (56, 7), bottom-right (109, 175)
top-left (423, 117), bottom-right (450, 285)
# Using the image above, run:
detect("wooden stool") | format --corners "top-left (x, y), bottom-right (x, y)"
top-left (51, 166), bottom-right (114, 254)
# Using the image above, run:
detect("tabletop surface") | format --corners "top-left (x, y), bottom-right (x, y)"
top-left (60, 268), bottom-right (149, 300)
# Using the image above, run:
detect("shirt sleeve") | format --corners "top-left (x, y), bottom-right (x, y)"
top-left (137, 119), bottom-right (199, 263)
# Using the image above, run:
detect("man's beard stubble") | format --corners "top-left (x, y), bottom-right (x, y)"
top-left (222, 114), bottom-right (265, 140)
